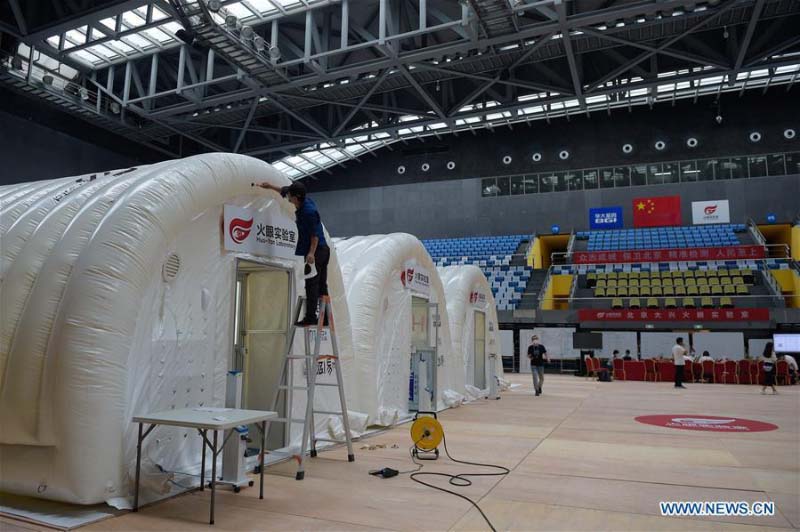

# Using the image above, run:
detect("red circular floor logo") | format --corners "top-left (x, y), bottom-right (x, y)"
top-left (635, 415), bottom-right (778, 432)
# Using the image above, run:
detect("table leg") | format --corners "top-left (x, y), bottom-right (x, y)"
top-left (200, 429), bottom-right (206, 492)
top-left (259, 421), bottom-right (266, 500)
top-left (210, 430), bottom-right (217, 525)
top-left (134, 423), bottom-right (143, 512)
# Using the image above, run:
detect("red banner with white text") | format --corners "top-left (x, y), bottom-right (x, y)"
top-left (572, 245), bottom-right (765, 264)
top-left (578, 308), bottom-right (770, 322)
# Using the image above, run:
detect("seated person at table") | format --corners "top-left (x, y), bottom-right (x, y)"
top-left (623, 350), bottom-right (633, 361)
top-left (609, 350), bottom-right (620, 369)
top-left (778, 353), bottom-right (798, 384)
top-left (699, 351), bottom-right (714, 363)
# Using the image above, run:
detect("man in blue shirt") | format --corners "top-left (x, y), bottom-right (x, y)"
top-left (258, 181), bottom-right (329, 326)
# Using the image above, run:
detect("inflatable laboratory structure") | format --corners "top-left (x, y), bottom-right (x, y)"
top-left (438, 265), bottom-right (502, 396)
top-left (335, 233), bottom-right (463, 426)
top-left (0, 153), bottom-right (357, 505)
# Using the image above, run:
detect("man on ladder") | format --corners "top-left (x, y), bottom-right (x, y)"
top-left (258, 179), bottom-right (354, 480)
top-left (258, 180), bottom-right (329, 326)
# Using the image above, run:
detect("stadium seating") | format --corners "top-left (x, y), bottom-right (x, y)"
top-left (422, 234), bottom-right (531, 311)
top-left (575, 224), bottom-right (747, 251)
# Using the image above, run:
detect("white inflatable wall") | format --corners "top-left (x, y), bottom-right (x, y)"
top-left (0, 153), bottom-right (356, 505)
top-left (335, 234), bottom-right (462, 425)
top-left (438, 266), bottom-right (502, 390)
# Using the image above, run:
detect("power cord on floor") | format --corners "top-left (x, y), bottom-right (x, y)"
top-left (405, 431), bottom-right (509, 532)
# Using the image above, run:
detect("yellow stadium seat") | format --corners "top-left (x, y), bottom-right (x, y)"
top-left (686, 278), bottom-right (697, 286)
top-left (718, 269), bottom-right (730, 277)
top-left (711, 285), bottom-right (723, 295)
top-left (629, 279), bottom-right (639, 287)
top-left (628, 287), bottom-right (640, 296)
top-left (651, 286), bottom-right (663, 296)
top-left (608, 279), bottom-right (618, 288)
top-left (701, 296), bottom-right (714, 308)
top-left (687, 285), bottom-right (699, 296)
top-left (721, 277), bottom-right (732, 285)
top-left (640, 278), bottom-right (651, 287)
top-left (709, 277), bottom-right (721, 286)
top-left (665, 298), bottom-right (677, 309)
top-left (629, 298), bottom-right (641, 309)
top-left (720, 297), bottom-right (734, 308)
top-left (640, 286), bottom-right (651, 296)
top-left (699, 285), bottom-right (711, 295)
top-left (617, 287), bottom-right (628, 297)
top-left (675, 286), bottom-right (687, 296)
top-left (733, 276), bottom-right (745, 285)
top-left (647, 298), bottom-right (659, 309)
top-left (662, 286), bottom-right (675, 296)
top-left (725, 285), bottom-right (736, 295)
top-left (597, 279), bottom-right (607, 288)
top-left (606, 287), bottom-right (617, 296)
top-left (736, 285), bottom-right (749, 295)
top-left (683, 297), bottom-right (696, 309)
top-left (612, 298), bottom-right (624, 310)
top-left (697, 277), bottom-right (708, 286)
top-left (663, 278), bottom-right (674, 287)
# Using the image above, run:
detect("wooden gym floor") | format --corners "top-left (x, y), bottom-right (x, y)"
top-left (3, 373), bottom-right (798, 531)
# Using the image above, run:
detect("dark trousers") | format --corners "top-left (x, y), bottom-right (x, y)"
top-left (674, 364), bottom-right (684, 387)
top-left (304, 244), bottom-right (330, 320)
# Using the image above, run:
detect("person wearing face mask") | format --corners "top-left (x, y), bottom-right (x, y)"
top-left (257, 180), bottom-right (329, 326)
top-left (527, 335), bottom-right (549, 396)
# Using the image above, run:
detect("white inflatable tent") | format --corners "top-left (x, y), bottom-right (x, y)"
top-left (335, 233), bottom-right (463, 426)
top-left (438, 265), bottom-right (503, 395)
top-left (0, 153), bottom-right (357, 505)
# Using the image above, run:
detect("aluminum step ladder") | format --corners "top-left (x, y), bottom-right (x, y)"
top-left (265, 295), bottom-right (355, 480)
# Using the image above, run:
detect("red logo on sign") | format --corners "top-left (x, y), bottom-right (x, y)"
top-left (401, 267), bottom-right (414, 287)
top-left (704, 205), bottom-right (718, 215)
top-left (229, 217), bottom-right (253, 244)
top-left (635, 414), bottom-right (777, 432)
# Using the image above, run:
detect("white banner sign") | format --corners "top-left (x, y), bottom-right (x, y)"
top-left (691, 200), bottom-right (730, 225)
top-left (469, 287), bottom-right (487, 308)
top-left (223, 204), bottom-right (297, 259)
top-left (401, 260), bottom-right (431, 296)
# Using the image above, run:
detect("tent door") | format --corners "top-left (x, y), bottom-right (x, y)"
top-left (235, 261), bottom-right (291, 452)
top-left (474, 311), bottom-right (486, 389)
top-left (410, 296), bottom-right (439, 411)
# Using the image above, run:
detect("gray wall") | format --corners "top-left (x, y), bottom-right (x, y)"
top-left (0, 110), bottom-right (139, 184)
top-left (313, 174), bottom-right (800, 238)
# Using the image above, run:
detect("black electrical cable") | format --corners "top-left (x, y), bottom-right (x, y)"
top-left (406, 430), bottom-right (510, 532)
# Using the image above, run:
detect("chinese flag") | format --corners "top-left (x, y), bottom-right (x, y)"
top-left (632, 195), bottom-right (681, 227)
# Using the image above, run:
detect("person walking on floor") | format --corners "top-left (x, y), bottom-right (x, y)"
top-left (761, 342), bottom-right (778, 395)
top-left (528, 335), bottom-right (549, 396)
top-left (257, 181), bottom-right (330, 326)
top-left (672, 337), bottom-right (688, 389)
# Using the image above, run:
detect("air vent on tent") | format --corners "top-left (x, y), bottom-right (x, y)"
top-left (162, 253), bottom-right (181, 282)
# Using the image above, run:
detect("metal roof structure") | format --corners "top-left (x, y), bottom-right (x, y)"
top-left (1, 0), bottom-right (799, 178)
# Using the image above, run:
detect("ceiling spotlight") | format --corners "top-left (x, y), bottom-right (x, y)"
top-left (622, 143), bottom-right (634, 154)
top-left (784, 128), bottom-right (796, 140)
top-left (269, 45), bottom-right (281, 60)
top-left (559, 149), bottom-right (570, 160)
top-left (421, 163), bottom-right (430, 172)
top-left (532, 152), bottom-right (542, 162)
top-left (654, 140), bottom-right (666, 151)
top-left (446, 161), bottom-right (456, 170)
top-left (225, 15), bottom-right (238, 29)
top-left (397, 165), bottom-right (406, 175)
top-left (206, 0), bottom-right (222, 12)
top-left (686, 137), bottom-right (698, 148)
top-left (749, 131), bottom-right (762, 143)
top-left (715, 114), bottom-right (723, 125)
top-left (240, 25), bottom-right (254, 40)
top-left (254, 36), bottom-right (265, 52)
top-left (502, 155), bottom-right (512, 165)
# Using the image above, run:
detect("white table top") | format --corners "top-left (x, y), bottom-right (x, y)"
top-left (133, 408), bottom-right (277, 430)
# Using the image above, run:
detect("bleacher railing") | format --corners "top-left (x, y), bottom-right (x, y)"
top-left (539, 293), bottom-right (791, 307)
top-left (537, 266), bottom-right (555, 308)
top-left (747, 218), bottom-right (768, 247)
top-left (761, 267), bottom-right (786, 302)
